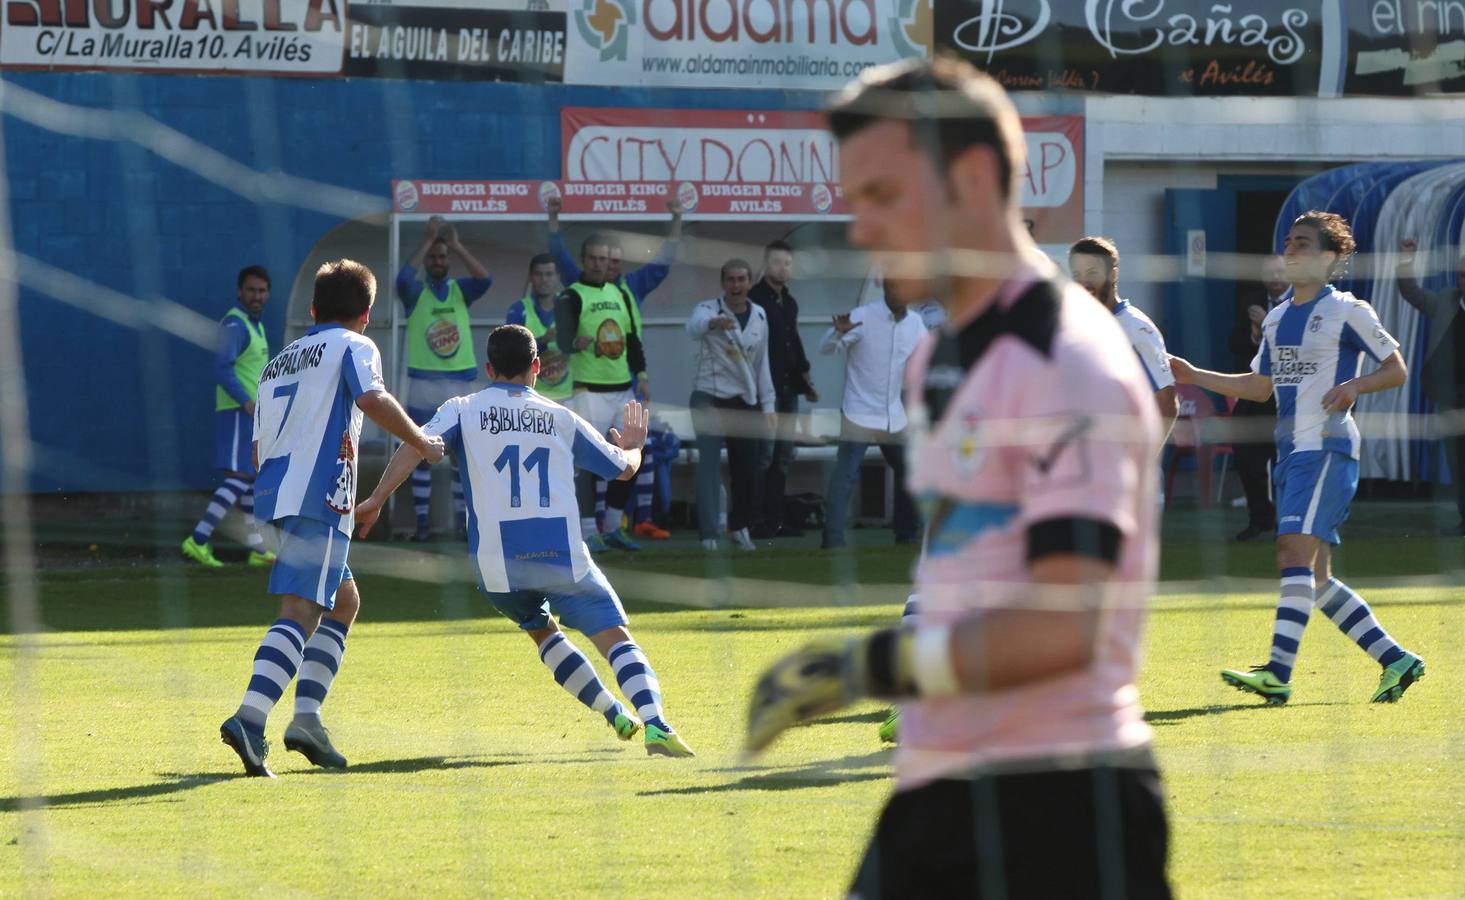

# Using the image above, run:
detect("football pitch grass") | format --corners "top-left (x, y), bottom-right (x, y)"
top-left (3, 502), bottom-right (1464, 897)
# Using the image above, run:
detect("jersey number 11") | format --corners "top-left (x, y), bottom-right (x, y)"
top-left (494, 444), bottom-right (552, 509)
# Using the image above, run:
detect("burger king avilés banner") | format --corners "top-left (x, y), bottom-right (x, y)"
top-left (392, 178), bottom-right (846, 220)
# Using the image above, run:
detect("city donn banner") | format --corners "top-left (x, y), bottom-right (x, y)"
top-left (564, 0), bottom-right (933, 90)
top-left (934, 0), bottom-right (1327, 96)
top-left (0, 0), bottom-right (349, 74)
top-left (560, 106), bottom-right (1084, 243)
top-left (345, 0), bottom-right (566, 82)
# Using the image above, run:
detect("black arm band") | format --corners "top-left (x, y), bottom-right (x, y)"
top-left (863, 628), bottom-right (913, 698)
top-left (1025, 517), bottom-right (1122, 565)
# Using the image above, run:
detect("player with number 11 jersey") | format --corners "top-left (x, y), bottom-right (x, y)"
top-left (355, 324), bottom-right (695, 757)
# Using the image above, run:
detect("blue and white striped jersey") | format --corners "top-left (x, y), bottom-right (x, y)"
top-left (424, 384), bottom-right (630, 593)
top-left (1112, 299), bottom-right (1174, 393)
top-left (1252, 286), bottom-right (1400, 461)
top-left (252, 324), bottom-right (385, 535)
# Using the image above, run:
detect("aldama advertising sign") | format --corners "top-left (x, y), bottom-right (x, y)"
top-left (1, 0), bottom-right (348, 74)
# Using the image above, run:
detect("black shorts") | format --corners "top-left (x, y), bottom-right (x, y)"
top-left (850, 761), bottom-right (1171, 900)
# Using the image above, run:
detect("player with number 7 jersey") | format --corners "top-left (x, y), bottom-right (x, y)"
top-left (355, 324), bottom-right (695, 757)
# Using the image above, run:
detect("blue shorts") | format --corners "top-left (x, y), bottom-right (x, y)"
top-left (1275, 450), bottom-right (1358, 545)
top-left (214, 409), bottom-right (255, 474)
top-left (267, 516), bottom-right (353, 609)
top-left (480, 563), bottom-right (628, 636)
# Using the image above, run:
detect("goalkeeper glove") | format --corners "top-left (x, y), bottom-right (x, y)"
top-left (745, 628), bottom-right (915, 754)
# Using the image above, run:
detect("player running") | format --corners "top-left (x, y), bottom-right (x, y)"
top-left (1171, 212), bottom-right (1426, 705)
top-left (219, 260), bottom-right (445, 777)
top-left (355, 324), bottom-right (695, 758)
top-left (1069, 236), bottom-right (1179, 439)
top-left (745, 58), bottom-right (1172, 897)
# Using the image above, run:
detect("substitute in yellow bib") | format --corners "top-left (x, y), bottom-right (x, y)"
top-left (555, 234), bottom-right (648, 552)
top-left (505, 253), bottom-right (570, 401)
top-left (181, 265), bottom-right (276, 569)
top-left (396, 217), bottom-right (493, 541)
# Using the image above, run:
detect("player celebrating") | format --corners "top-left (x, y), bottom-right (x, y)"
top-left (746, 58), bottom-right (1172, 897)
top-left (397, 217), bottom-right (493, 542)
top-left (355, 325), bottom-right (694, 758)
top-left (1069, 237), bottom-right (1179, 438)
top-left (1171, 212), bottom-right (1426, 705)
top-left (181, 265), bottom-right (276, 568)
top-left (219, 260), bottom-right (445, 777)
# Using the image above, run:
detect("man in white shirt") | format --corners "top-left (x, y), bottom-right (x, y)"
top-left (355, 324), bottom-right (695, 758)
top-left (686, 259), bottom-right (777, 551)
top-left (220, 260), bottom-right (446, 778)
top-left (1069, 236), bottom-right (1178, 440)
top-left (819, 290), bottom-right (927, 548)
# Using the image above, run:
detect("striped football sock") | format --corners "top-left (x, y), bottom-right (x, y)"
top-left (236, 484), bottom-right (265, 553)
top-left (411, 462), bottom-right (432, 523)
top-left (1316, 578), bottom-right (1406, 667)
top-left (538, 632), bottom-right (622, 725)
top-left (235, 618), bottom-right (307, 736)
top-left (608, 641), bottom-right (668, 732)
top-left (634, 468), bottom-right (654, 522)
top-left (294, 618), bottom-right (349, 718)
top-left (1266, 567), bottom-right (1315, 683)
top-left (192, 476), bottom-right (249, 544)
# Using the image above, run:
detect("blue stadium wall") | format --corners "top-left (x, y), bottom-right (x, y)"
top-left (7, 75), bottom-right (823, 493)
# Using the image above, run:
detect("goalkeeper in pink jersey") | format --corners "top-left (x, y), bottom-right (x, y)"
top-left (746, 58), bottom-right (1172, 899)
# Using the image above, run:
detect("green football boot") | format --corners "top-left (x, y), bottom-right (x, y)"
top-left (1371, 653), bottom-right (1425, 703)
top-left (247, 549), bottom-right (277, 568)
top-left (644, 723), bottom-right (696, 758)
top-left (1220, 666), bottom-right (1292, 705)
top-left (182, 536), bottom-right (224, 568)
top-left (878, 708), bottom-right (900, 744)
top-left (612, 711), bottom-right (642, 741)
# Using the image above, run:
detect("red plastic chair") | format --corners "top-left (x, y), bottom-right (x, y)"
top-left (1164, 385), bottom-right (1234, 509)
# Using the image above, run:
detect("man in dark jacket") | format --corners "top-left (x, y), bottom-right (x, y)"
top-left (1227, 255), bottom-right (1289, 542)
top-left (1397, 238), bottom-right (1465, 533)
top-left (749, 240), bottom-right (817, 536)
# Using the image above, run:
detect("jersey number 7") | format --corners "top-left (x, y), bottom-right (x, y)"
top-left (494, 444), bottom-right (551, 509)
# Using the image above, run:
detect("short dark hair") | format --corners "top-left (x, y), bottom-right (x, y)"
top-left (581, 232), bottom-right (616, 258)
top-left (487, 324), bottom-right (537, 379)
top-left (1292, 211), bottom-right (1356, 277)
top-left (826, 55), bottom-right (1024, 202)
top-left (313, 259), bottom-right (376, 323)
top-left (721, 258), bottom-right (753, 279)
top-left (237, 265), bottom-right (270, 289)
top-left (764, 240), bottom-right (793, 257)
top-left (528, 252), bottom-right (556, 274)
top-left (1069, 236), bottom-right (1119, 270)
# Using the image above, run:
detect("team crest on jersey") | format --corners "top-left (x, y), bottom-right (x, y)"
top-left (595, 319), bottom-right (625, 359)
top-left (952, 411), bottom-right (989, 474)
top-left (1309, 315), bottom-right (1323, 333)
top-left (326, 431), bottom-right (356, 515)
top-left (426, 318), bottom-right (462, 358)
